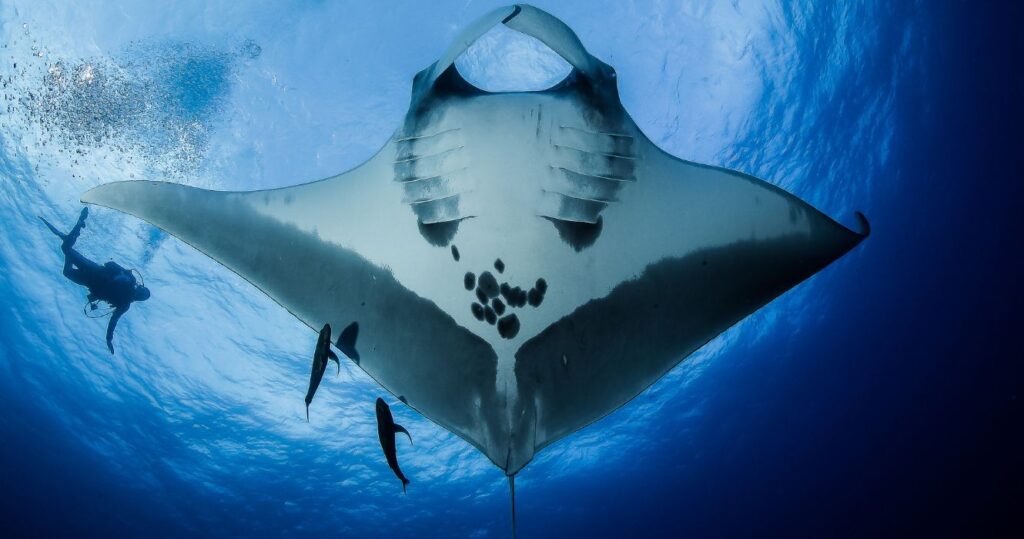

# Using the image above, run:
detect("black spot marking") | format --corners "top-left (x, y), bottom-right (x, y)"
top-left (497, 314), bottom-right (520, 339)
top-left (494, 258), bottom-right (505, 273)
top-left (476, 288), bottom-right (488, 304)
top-left (512, 287), bottom-right (527, 308)
top-left (484, 306), bottom-right (497, 325)
top-left (337, 322), bottom-right (360, 365)
top-left (528, 288), bottom-right (544, 307)
top-left (492, 298), bottom-right (505, 315)
top-left (451, 245), bottom-right (460, 261)
top-left (471, 303), bottom-right (484, 320)
top-left (464, 272), bottom-right (476, 290)
top-left (535, 278), bottom-right (547, 293)
top-left (500, 282), bottom-right (512, 302)
top-left (479, 271), bottom-right (499, 298)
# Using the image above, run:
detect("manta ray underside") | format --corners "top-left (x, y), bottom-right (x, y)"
top-left (83, 5), bottom-right (868, 477)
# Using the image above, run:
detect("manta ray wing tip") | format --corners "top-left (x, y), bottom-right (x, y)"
top-left (854, 211), bottom-right (871, 237)
top-left (79, 185), bottom-right (102, 205)
top-left (80, 181), bottom-right (128, 207)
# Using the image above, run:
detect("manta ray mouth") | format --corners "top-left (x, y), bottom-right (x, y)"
top-left (456, 5), bottom-right (572, 93)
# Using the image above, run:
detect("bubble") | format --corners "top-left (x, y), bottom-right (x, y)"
top-left (239, 39), bottom-right (262, 59)
top-left (12, 40), bottom-right (251, 179)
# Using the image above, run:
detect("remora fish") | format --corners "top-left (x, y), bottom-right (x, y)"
top-left (304, 323), bottom-right (339, 421)
top-left (375, 397), bottom-right (412, 493)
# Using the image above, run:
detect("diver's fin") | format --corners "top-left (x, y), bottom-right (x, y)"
top-left (509, 474), bottom-right (517, 539)
top-left (393, 423), bottom-right (412, 445)
top-left (39, 216), bottom-right (66, 239)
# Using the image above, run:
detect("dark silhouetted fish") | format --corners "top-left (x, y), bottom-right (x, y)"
top-left (304, 323), bottom-right (338, 421)
top-left (375, 397), bottom-right (412, 493)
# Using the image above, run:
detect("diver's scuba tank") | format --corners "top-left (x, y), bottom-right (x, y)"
top-left (83, 267), bottom-right (145, 317)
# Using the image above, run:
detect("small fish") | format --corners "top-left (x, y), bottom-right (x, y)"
top-left (304, 323), bottom-right (338, 421)
top-left (375, 397), bottom-right (412, 493)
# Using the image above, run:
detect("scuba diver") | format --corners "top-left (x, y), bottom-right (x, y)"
top-left (41, 208), bottom-right (150, 354)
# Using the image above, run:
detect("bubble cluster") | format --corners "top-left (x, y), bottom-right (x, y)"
top-left (2, 28), bottom-right (261, 179)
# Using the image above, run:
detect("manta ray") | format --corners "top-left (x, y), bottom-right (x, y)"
top-left (83, 3), bottom-right (867, 493)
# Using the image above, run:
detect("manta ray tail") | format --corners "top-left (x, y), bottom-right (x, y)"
top-left (509, 474), bottom-right (517, 539)
top-left (393, 423), bottom-right (412, 445)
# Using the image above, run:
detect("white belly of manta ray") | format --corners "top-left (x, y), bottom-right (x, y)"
top-left (80, 4), bottom-right (867, 484)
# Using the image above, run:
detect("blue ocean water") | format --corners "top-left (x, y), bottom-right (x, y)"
top-left (1, 1), bottom-right (1020, 538)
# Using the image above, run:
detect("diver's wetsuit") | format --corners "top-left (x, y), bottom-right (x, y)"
top-left (44, 208), bottom-right (149, 354)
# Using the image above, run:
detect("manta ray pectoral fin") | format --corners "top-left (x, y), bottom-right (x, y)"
top-left (83, 178), bottom-right (506, 472)
top-left (393, 423), bottom-right (412, 445)
top-left (507, 152), bottom-right (870, 473)
top-left (80, 180), bottom-right (301, 281)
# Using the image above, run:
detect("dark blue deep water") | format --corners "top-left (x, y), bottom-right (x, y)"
top-left (1, 2), bottom-right (1021, 537)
